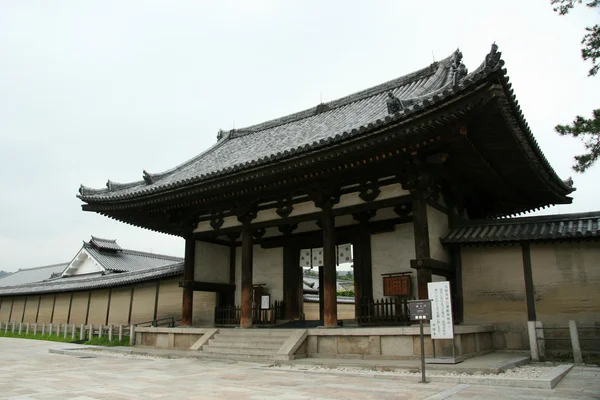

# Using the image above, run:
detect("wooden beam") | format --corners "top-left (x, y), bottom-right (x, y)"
top-left (260, 216), bottom-right (411, 249)
top-left (181, 236), bottom-right (195, 326)
top-left (179, 281), bottom-right (236, 293)
top-left (240, 222), bottom-right (254, 328)
top-left (412, 196), bottom-right (432, 299)
top-left (193, 195), bottom-right (412, 240)
top-left (409, 258), bottom-right (454, 277)
top-left (521, 243), bottom-right (537, 321)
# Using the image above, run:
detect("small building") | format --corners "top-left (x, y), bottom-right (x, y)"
top-left (74, 44), bottom-right (598, 356)
top-left (0, 237), bottom-right (215, 327)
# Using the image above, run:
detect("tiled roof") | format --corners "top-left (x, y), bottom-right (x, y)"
top-left (89, 236), bottom-right (122, 251)
top-left (82, 242), bottom-right (183, 273)
top-left (442, 211), bottom-right (600, 244)
top-left (0, 263), bottom-right (69, 287)
top-left (303, 294), bottom-right (355, 304)
top-left (78, 52), bottom-right (458, 202)
top-left (0, 263), bottom-right (183, 296)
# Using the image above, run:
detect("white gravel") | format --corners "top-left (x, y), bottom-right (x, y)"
top-left (267, 363), bottom-right (557, 379)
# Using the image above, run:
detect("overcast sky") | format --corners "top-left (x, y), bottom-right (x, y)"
top-left (1, 1), bottom-right (598, 272)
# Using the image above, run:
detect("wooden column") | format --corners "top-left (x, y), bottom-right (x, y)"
top-left (521, 243), bottom-right (536, 321)
top-left (412, 196), bottom-right (432, 299)
top-left (282, 233), bottom-right (300, 320)
top-left (240, 221), bottom-right (254, 328)
top-left (318, 266), bottom-right (324, 321)
top-left (321, 206), bottom-right (338, 327)
top-left (451, 246), bottom-right (463, 323)
top-left (353, 212), bottom-right (374, 317)
top-left (181, 236), bottom-right (195, 326)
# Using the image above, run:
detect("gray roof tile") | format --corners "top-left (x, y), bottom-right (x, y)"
top-left (79, 52), bottom-right (458, 201)
top-left (82, 242), bottom-right (183, 273)
top-left (0, 263), bottom-right (183, 296)
top-left (442, 211), bottom-right (600, 244)
top-left (0, 263), bottom-right (69, 287)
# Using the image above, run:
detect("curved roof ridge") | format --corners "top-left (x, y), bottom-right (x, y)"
top-left (229, 52), bottom-right (456, 137)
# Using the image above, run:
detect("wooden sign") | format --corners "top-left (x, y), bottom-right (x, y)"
top-left (383, 275), bottom-right (411, 296)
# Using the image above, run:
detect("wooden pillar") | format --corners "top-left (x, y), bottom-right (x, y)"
top-left (181, 236), bottom-right (195, 326)
top-left (318, 266), bottom-right (324, 321)
top-left (127, 285), bottom-right (135, 324)
top-left (322, 206), bottom-right (338, 327)
top-left (105, 288), bottom-right (113, 326)
top-left (153, 281), bottom-right (160, 321)
top-left (521, 243), bottom-right (536, 321)
top-left (240, 221), bottom-right (254, 328)
top-left (225, 244), bottom-right (236, 306)
top-left (412, 196), bottom-right (432, 299)
top-left (283, 241), bottom-right (300, 320)
top-left (451, 246), bottom-right (463, 323)
top-left (353, 212), bottom-right (374, 317)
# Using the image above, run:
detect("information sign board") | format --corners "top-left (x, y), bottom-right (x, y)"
top-left (260, 295), bottom-right (270, 310)
top-left (427, 281), bottom-right (454, 339)
top-left (408, 300), bottom-right (432, 321)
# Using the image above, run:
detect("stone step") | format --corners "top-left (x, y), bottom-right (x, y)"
top-left (202, 345), bottom-right (281, 356)
top-left (208, 339), bottom-right (282, 349)
top-left (197, 351), bottom-right (277, 361)
top-left (214, 333), bottom-right (289, 341)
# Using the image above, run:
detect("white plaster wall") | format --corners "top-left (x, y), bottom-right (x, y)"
top-left (253, 247), bottom-right (284, 302)
top-left (371, 223), bottom-right (416, 299)
top-left (194, 241), bottom-right (230, 284)
top-left (233, 246), bottom-right (284, 305)
top-left (68, 252), bottom-right (103, 275)
top-left (427, 205), bottom-right (450, 263)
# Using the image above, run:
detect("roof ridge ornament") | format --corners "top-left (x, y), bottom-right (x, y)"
top-left (142, 170), bottom-right (154, 185)
top-left (386, 92), bottom-right (404, 114)
top-left (484, 42), bottom-right (503, 71)
top-left (452, 48), bottom-right (468, 86)
top-left (563, 176), bottom-right (575, 189)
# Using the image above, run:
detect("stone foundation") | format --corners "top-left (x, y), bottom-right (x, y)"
top-left (295, 325), bottom-right (494, 360)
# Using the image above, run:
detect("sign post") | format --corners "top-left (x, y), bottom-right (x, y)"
top-left (426, 281), bottom-right (463, 364)
top-left (408, 299), bottom-right (432, 383)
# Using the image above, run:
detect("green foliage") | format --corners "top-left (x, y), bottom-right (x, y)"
top-left (556, 109), bottom-right (600, 172)
top-left (0, 330), bottom-right (75, 343)
top-left (0, 328), bottom-right (129, 346)
top-left (551, 0), bottom-right (600, 172)
top-left (337, 290), bottom-right (355, 297)
top-left (85, 336), bottom-right (130, 347)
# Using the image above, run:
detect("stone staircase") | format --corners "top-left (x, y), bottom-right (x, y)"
top-left (197, 329), bottom-right (303, 361)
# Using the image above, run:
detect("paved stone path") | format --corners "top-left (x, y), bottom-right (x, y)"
top-left (0, 338), bottom-right (599, 399)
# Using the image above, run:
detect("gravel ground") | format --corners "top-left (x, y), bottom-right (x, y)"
top-left (268, 363), bottom-right (557, 379)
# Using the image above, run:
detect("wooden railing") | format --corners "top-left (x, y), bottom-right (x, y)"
top-left (215, 301), bottom-right (285, 325)
top-left (357, 297), bottom-right (410, 326)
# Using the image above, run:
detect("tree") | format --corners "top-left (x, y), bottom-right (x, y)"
top-left (552, 0), bottom-right (600, 172)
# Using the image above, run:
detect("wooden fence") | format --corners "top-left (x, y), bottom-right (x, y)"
top-left (214, 301), bottom-right (285, 325)
top-left (357, 297), bottom-right (410, 326)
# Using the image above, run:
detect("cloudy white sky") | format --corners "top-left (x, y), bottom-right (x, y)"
top-left (1, 1), bottom-right (598, 272)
